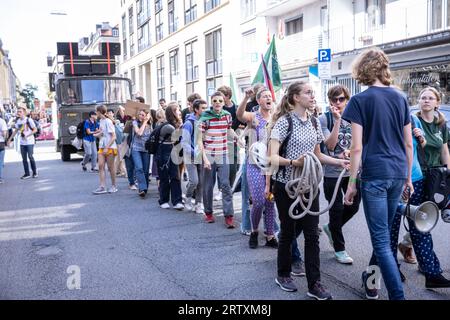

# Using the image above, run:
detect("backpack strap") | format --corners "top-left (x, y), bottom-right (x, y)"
top-left (278, 114), bottom-right (293, 179)
top-left (325, 111), bottom-right (334, 132)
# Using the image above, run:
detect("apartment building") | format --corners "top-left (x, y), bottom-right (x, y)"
top-left (119, 0), bottom-right (240, 107)
top-left (235, 0), bottom-right (450, 105)
top-left (0, 39), bottom-right (19, 108)
top-left (79, 22), bottom-right (121, 55)
top-left (119, 0), bottom-right (450, 108)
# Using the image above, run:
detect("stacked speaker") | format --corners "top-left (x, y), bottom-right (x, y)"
top-left (57, 42), bottom-right (121, 76)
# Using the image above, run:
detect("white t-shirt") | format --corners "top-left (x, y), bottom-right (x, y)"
top-left (99, 118), bottom-right (117, 149)
top-left (0, 118), bottom-right (7, 143)
top-left (15, 117), bottom-right (36, 145)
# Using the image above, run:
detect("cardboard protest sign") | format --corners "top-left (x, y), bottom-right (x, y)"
top-left (124, 100), bottom-right (150, 117)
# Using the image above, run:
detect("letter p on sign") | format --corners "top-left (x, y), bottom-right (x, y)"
top-left (318, 49), bottom-right (331, 63)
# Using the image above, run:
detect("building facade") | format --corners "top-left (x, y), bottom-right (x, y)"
top-left (119, 0), bottom-right (241, 107)
top-left (119, 0), bottom-right (450, 108)
top-left (79, 22), bottom-right (121, 56)
top-left (0, 39), bottom-right (19, 109)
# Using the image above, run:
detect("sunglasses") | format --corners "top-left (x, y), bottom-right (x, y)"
top-left (212, 99), bottom-right (224, 103)
top-left (332, 97), bottom-right (346, 104)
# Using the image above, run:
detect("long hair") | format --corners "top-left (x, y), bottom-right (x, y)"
top-left (269, 81), bottom-right (307, 131)
top-left (137, 109), bottom-right (152, 127)
top-left (417, 87), bottom-right (446, 127)
top-left (165, 102), bottom-right (182, 128)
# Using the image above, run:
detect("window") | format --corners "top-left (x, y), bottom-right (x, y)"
top-left (155, 10), bottom-right (164, 41)
top-left (169, 48), bottom-right (179, 85)
top-left (122, 15), bottom-right (127, 59)
top-left (241, 30), bottom-right (257, 65)
top-left (185, 40), bottom-right (199, 95)
top-left (129, 6), bottom-right (134, 35)
top-left (285, 16), bottom-right (303, 36)
top-left (130, 34), bottom-right (135, 57)
top-left (155, 0), bottom-right (163, 12)
top-left (205, 29), bottom-right (222, 94)
top-left (204, 0), bottom-right (220, 13)
top-left (131, 68), bottom-right (136, 93)
top-left (241, 0), bottom-right (256, 20)
top-left (157, 55), bottom-right (165, 100)
top-left (320, 5), bottom-right (328, 31)
top-left (138, 21), bottom-right (151, 52)
top-left (185, 0), bottom-right (197, 24)
top-left (137, 0), bottom-right (151, 26)
top-left (365, 0), bottom-right (386, 30)
top-left (168, 0), bottom-right (178, 34)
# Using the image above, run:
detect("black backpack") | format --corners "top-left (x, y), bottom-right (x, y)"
top-left (145, 122), bottom-right (169, 154)
top-left (28, 118), bottom-right (41, 139)
top-left (76, 120), bottom-right (86, 139)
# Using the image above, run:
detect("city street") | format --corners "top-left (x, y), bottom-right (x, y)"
top-left (0, 141), bottom-right (449, 300)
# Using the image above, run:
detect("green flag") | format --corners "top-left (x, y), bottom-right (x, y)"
top-left (252, 35), bottom-right (282, 92)
top-left (229, 72), bottom-right (240, 103)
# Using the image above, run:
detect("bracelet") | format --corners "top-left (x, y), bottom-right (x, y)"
top-left (290, 159), bottom-right (293, 166)
top-left (349, 177), bottom-right (359, 184)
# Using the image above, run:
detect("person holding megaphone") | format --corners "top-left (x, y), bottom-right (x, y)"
top-left (389, 110), bottom-right (450, 290)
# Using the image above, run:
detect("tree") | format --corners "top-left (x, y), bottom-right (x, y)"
top-left (19, 84), bottom-right (38, 110)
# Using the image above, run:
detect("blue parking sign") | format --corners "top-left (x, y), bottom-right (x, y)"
top-left (318, 49), bottom-right (331, 62)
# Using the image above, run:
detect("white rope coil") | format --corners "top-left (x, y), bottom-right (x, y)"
top-left (284, 152), bottom-right (347, 220)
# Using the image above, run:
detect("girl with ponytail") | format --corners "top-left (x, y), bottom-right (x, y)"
top-left (269, 81), bottom-right (349, 300)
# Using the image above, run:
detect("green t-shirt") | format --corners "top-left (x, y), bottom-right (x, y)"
top-left (419, 117), bottom-right (448, 168)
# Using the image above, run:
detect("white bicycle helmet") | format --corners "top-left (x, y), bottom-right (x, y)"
top-left (249, 141), bottom-right (270, 171)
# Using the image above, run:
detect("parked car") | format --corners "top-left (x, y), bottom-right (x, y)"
top-left (410, 104), bottom-right (450, 147)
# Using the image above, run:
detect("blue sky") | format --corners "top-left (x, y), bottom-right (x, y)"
top-left (0, 0), bottom-right (120, 100)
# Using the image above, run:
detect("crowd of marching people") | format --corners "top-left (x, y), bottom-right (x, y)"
top-left (1, 47), bottom-right (449, 300)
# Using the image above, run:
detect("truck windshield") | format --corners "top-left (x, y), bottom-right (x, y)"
top-left (59, 79), bottom-right (131, 105)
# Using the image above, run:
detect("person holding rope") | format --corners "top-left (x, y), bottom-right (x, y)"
top-left (343, 48), bottom-right (414, 300)
top-left (269, 81), bottom-right (349, 300)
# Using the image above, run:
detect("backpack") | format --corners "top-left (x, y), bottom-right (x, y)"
top-left (76, 120), bottom-right (86, 139)
top-left (28, 118), bottom-right (41, 139)
top-left (145, 122), bottom-right (169, 155)
top-left (114, 123), bottom-right (124, 145)
top-left (320, 111), bottom-right (334, 153)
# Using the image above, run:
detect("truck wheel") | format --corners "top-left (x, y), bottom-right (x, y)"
top-left (61, 145), bottom-right (71, 161)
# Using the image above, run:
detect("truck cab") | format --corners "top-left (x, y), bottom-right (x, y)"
top-left (55, 75), bottom-right (132, 161)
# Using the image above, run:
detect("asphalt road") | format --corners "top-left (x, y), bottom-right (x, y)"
top-left (0, 141), bottom-right (449, 300)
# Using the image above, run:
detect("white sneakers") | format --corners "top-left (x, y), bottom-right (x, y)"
top-left (174, 203), bottom-right (185, 211)
top-left (184, 197), bottom-right (194, 211)
top-left (160, 203), bottom-right (171, 209)
top-left (335, 251), bottom-right (354, 264)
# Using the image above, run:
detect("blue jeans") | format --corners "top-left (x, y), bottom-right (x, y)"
top-left (362, 179), bottom-right (405, 300)
top-left (20, 145), bottom-right (37, 176)
top-left (240, 158), bottom-right (251, 232)
top-left (0, 149), bottom-right (5, 179)
top-left (131, 150), bottom-right (150, 192)
top-left (82, 140), bottom-right (98, 170)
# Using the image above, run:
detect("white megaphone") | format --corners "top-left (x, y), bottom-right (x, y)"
top-left (399, 202), bottom-right (440, 233)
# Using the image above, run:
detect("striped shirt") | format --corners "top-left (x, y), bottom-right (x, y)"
top-left (200, 113), bottom-right (232, 157)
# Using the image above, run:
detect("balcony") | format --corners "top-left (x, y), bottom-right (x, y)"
top-left (259, 0), bottom-right (317, 17)
top-left (277, 31), bottom-right (322, 67)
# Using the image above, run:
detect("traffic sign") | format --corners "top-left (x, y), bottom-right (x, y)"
top-left (318, 49), bottom-right (331, 62)
top-left (318, 49), bottom-right (332, 79)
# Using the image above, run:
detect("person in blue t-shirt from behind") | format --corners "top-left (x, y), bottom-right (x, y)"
top-left (343, 48), bottom-right (414, 300)
top-left (81, 111), bottom-right (100, 172)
